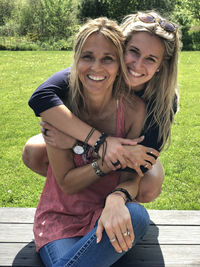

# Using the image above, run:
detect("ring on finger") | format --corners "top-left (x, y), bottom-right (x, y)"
top-left (112, 160), bottom-right (121, 167)
top-left (148, 148), bottom-right (153, 154)
top-left (144, 163), bottom-right (148, 168)
top-left (44, 128), bottom-right (48, 136)
top-left (110, 237), bottom-right (116, 243)
top-left (123, 231), bottom-right (128, 236)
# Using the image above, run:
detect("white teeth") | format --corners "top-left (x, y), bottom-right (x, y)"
top-left (88, 75), bottom-right (105, 81)
top-left (129, 69), bottom-right (143, 77)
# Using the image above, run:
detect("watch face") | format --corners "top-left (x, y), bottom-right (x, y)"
top-left (73, 145), bottom-right (84, 155)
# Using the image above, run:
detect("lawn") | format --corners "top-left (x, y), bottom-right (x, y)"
top-left (0, 51), bottom-right (199, 209)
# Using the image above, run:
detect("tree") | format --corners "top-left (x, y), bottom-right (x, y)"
top-left (78, 0), bottom-right (108, 21)
top-left (78, 0), bottom-right (177, 23)
top-left (0, 0), bottom-right (15, 25)
top-left (16, 0), bottom-right (78, 40)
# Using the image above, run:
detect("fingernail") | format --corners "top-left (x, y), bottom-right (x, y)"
top-left (96, 238), bottom-right (100, 243)
top-left (118, 250), bottom-right (122, 253)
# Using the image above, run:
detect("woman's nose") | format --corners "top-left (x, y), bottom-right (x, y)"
top-left (133, 57), bottom-right (144, 70)
top-left (91, 60), bottom-right (103, 71)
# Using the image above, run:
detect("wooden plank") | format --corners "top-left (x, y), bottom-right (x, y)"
top-left (0, 224), bottom-right (199, 245)
top-left (0, 208), bottom-right (200, 225)
top-left (0, 224), bottom-right (34, 242)
top-left (148, 210), bottom-right (200, 225)
top-left (141, 225), bottom-right (200, 245)
top-left (113, 244), bottom-right (200, 267)
top-left (1, 243), bottom-right (200, 267)
top-left (0, 208), bottom-right (35, 223)
top-left (0, 242), bottom-right (43, 267)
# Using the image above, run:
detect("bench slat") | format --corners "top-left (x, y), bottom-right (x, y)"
top-left (1, 208), bottom-right (200, 225)
top-left (1, 243), bottom-right (200, 267)
top-left (0, 208), bottom-right (200, 266)
top-left (0, 224), bottom-right (199, 244)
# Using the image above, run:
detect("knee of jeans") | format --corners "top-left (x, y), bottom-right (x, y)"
top-left (126, 203), bottom-right (150, 237)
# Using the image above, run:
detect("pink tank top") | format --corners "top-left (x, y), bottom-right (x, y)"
top-left (33, 100), bottom-right (125, 251)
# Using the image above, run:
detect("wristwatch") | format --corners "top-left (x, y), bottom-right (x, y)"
top-left (73, 142), bottom-right (85, 155)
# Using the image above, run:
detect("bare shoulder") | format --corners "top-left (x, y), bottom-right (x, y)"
top-left (124, 94), bottom-right (146, 138)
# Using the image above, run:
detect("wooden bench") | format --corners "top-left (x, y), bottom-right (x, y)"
top-left (0, 208), bottom-right (200, 266)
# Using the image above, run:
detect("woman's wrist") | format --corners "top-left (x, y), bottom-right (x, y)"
top-left (87, 130), bottom-right (101, 147)
top-left (106, 192), bottom-right (126, 205)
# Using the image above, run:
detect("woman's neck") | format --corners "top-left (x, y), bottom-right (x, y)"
top-left (84, 91), bottom-right (114, 116)
top-left (81, 93), bottom-right (117, 134)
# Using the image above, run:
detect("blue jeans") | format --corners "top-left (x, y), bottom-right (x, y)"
top-left (39, 203), bottom-right (149, 267)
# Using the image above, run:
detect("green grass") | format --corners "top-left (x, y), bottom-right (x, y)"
top-left (0, 51), bottom-right (199, 209)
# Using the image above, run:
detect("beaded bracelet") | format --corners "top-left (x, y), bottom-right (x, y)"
top-left (93, 132), bottom-right (107, 156)
top-left (91, 160), bottom-right (105, 177)
top-left (108, 188), bottom-right (132, 203)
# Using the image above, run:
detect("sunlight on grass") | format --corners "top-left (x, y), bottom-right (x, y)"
top-left (0, 51), bottom-right (199, 209)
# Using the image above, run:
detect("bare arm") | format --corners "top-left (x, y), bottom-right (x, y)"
top-left (46, 142), bottom-right (111, 194)
top-left (41, 105), bottom-right (101, 147)
top-left (96, 172), bottom-right (141, 253)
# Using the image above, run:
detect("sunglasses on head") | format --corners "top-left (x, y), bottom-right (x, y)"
top-left (136, 13), bottom-right (177, 33)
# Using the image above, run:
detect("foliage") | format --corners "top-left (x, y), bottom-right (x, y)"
top-left (78, 0), bottom-right (176, 22)
top-left (172, 0), bottom-right (200, 50)
top-left (0, 0), bottom-right (79, 40)
top-left (0, 0), bottom-right (200, 50)
top-left (0, 0), bottom-right (14, 26)
top-left (0, 51), bottom-right (200, 209)
top-left (0, 36), bottom-right (74, 50)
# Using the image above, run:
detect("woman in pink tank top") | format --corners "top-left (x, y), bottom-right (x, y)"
top-left (34, 17), bottom-right (154, 267)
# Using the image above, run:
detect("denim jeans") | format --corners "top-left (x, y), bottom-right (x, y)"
top-left (39, 203), bottom-right (149, 267)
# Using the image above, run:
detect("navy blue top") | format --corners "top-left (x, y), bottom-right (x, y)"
top-left (29, 68), bottom-right (177, 173)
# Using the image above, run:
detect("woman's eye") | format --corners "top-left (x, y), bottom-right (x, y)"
top-left (146, 57), bottom-right (156, 63)
top-left (102, 56), bottom-right (114, 63)
top-left (82, 55), bottom-right (93, 61)
top-left (130, 49), bottom-right (138, 54)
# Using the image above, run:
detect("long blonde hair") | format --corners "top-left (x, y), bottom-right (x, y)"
top-left (67, 17), bottom-right (129, 116)
top-left (121, 11), bottom-right (181, 149)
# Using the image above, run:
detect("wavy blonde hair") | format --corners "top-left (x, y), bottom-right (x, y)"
top-left (121, 11), bottom-right (181, 149)
top-left (67, 17), bottom-right (129, 116)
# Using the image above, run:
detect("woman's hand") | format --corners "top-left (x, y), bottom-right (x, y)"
top-left (100, 136), bottom-right (144, 171)
top-left (124, 145), bottom-right (160, 176)
top-left (40, 121), bottom-right (76, 149)
top-left (96, 194), bottom-right (134, 253)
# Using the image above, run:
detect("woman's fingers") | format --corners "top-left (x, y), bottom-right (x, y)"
top-left (131, 135), bottom-right (145, 144)
top-left (146, 147), bottom-right (160, 158)
top-left (106, 221), bottom-right (134, 253)
top-left (96, 220), bottom-right (104, 244)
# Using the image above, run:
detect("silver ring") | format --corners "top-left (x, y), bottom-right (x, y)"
top-left (44, 128), bottom-right (48, 136)
top-left (110, 237), bottom-right (116, 243)
top-left (112, 160), bottom-right (121, 167)
top-left (144, 163), bottom-right (148, 168)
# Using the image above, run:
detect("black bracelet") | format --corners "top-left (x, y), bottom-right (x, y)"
top-left (84, 127), bottom-right (96, 144)
top-left (108, 188), bottom-right (132, 203)
top-left (93, 132), bottom-right (107, 156)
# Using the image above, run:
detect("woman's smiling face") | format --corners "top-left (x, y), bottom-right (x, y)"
top-left (124, 31), bottom-right (165, 91)
top-left (78, 33), bottom-right (119, 97)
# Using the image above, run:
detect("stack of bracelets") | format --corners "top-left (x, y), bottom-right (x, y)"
top-left (73, 129), bottom-right (132, 202)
